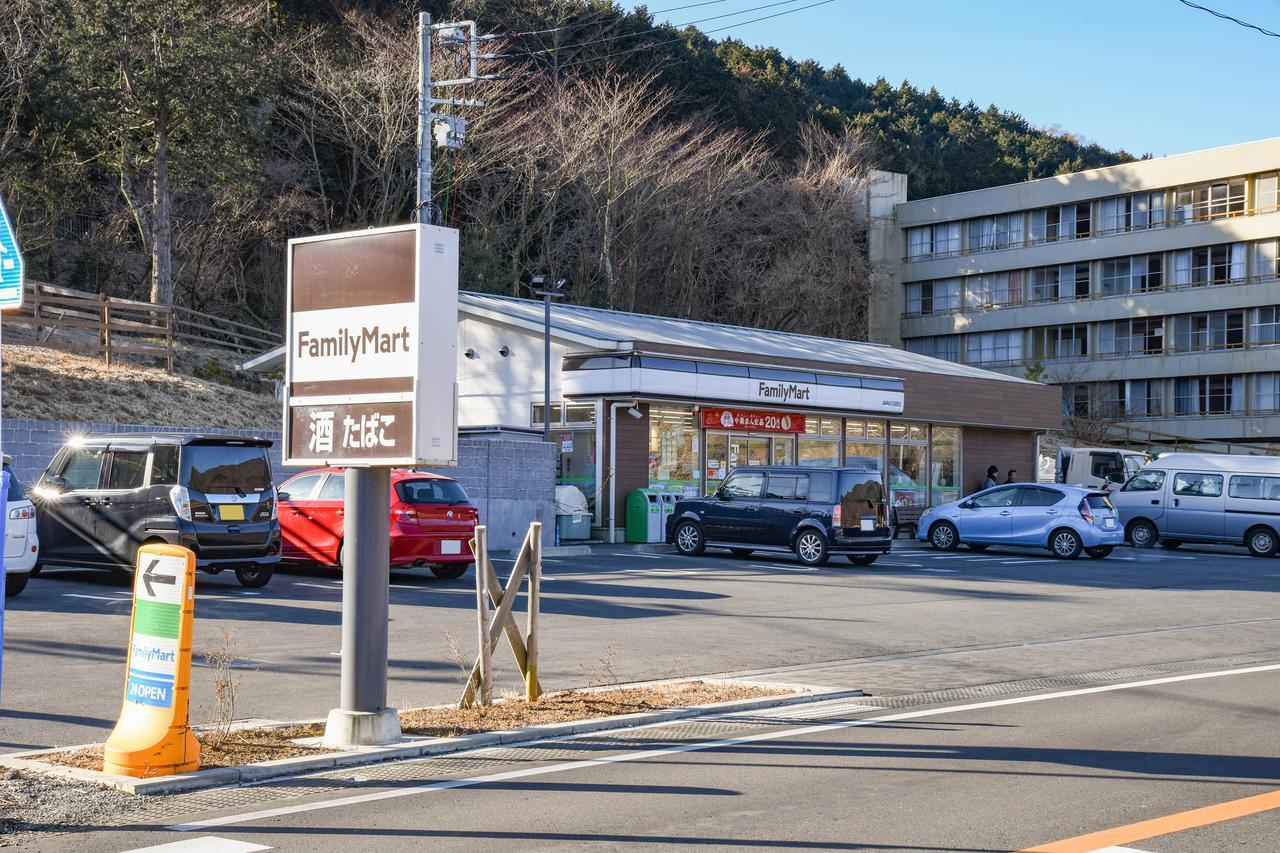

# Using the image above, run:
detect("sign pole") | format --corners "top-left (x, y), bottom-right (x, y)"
top-left (0, 190), bottom-right (26, 700)
top-left (327, 464), bottom-right (398, 744)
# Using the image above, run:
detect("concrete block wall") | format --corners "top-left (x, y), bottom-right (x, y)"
top-left (1, 418), bottom-right (556, 551)
top-left (422, 434), bottom-right (557, 551)
top-left (0, 418), bottom-right (283, 487)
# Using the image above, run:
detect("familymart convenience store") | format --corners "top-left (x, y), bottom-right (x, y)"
top-left (452, 294), bottom-right (1063, 532)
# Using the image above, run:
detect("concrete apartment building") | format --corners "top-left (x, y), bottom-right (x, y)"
top-left (863, 137), bottom-right (1280, 445)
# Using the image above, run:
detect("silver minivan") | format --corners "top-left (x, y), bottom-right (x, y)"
top-left (1111, 452), bottom-right (1280, 556)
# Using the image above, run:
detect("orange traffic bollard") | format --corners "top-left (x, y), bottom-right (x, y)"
top-left (103, 543), bottom-right (200, 777)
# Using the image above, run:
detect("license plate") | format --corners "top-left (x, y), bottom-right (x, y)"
top-left (218, 504), bottom-right (245, 522)
top-left (1103, 517), bottom-right (1116, 528)
top-left (441, 540), bottom-right (462, 555)
top-left (859, 518), bottom-right (874, 532)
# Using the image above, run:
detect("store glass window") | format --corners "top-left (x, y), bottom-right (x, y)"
top-left (889, 421), bottom-right (929, 508)
top-left (648, 405), bottom-right (697, 496)
top-left (798, 417), bottom-right (841, 467)
top-left (844, 419), bottom-right (886, 472)
top-left (930, 427), bottom-right (960, 505)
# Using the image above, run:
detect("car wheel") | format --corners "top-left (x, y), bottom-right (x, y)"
top-left (793, 530), bottom-right (829, 566)
top-left (1049, 528), bottom-right (1083, 560)
top-left (966, 543), bottom-right (989, 552)
top-left (1085, 546), bottom-right (1114, 559)
top-left (429, 563), bottom-right (470, 579)
top-left (674, 521), bottom-right (705, 556)
top-left (729, 549), bottom-right (753, 559)
top-left (1159, 540), bottom-right (1182, 550)
top-left (929, 521), bottom-right (959, 551)
top-left (5, 572), bottom-right (29, 598)
top-left (1246, 526), bottom-right (1278, 558)
top-left (1127, 519), bottom-right (1158, 548)
top-left (847, 555), bottom-right (878, 566)
top-left (29, 563), bottom-right (42, 578)
top-left (235, 564), bottom-right (273, 588)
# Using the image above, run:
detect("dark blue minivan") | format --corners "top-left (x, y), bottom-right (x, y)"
top-left (666, 466), bottom-right (892, 566)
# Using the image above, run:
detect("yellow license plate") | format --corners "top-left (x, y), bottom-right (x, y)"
top-left (218, 504), bottom-right (246, 522)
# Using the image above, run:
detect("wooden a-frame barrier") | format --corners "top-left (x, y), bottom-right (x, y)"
top-left (459, 522), bottom-right (543, 708)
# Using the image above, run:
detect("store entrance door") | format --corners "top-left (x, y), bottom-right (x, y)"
top-left (707, 432), bottom-right (789, 491)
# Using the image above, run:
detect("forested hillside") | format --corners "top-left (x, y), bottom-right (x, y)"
top-left (0, 0), bottom-right (1136, 343)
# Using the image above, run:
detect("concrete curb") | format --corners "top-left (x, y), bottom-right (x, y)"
top-left (0, 686), bottom-right (864, 796)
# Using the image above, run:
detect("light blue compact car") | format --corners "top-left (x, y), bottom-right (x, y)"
top-left (916, 483), bottom-right (1124, 559)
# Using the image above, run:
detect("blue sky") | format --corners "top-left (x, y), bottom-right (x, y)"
top-left (650, 0), bottom-right (1280, 156)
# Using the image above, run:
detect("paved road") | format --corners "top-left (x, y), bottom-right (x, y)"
top-left (4, 540), bottom-right (1280, 753)
top-left (21, 659), bottom-right (1280, 852)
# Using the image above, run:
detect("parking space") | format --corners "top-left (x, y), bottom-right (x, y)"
top-left (5, 540), bottom-right (1280, 756)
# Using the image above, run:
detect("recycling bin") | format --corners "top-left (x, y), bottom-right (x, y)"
top-left (555, 485), bottom-right (592, 542)
top-left (625, 489), bottom-right (664, 543)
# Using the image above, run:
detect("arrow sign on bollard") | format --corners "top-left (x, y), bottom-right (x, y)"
top-left (141, 559), bottom-right (177, 598)
top-left (0, 193), bottom-right (23, 310)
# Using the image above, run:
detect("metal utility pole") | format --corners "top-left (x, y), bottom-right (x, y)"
top-left (339, 467), bottom-right (392, 717)
top-left (530, 276), bottom-right (568, 441)
top-left (416, 12), bottom-right (432, 220)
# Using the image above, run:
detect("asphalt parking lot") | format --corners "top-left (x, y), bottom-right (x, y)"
top-left (4, 540), bottom-right (1280, 754)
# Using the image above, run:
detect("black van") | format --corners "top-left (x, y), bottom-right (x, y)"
top-left (666, 465), bottom-right (892, 566)
top-left (34, 434), bottom-right (281, 587)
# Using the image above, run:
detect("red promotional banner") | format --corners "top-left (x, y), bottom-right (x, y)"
top-left (702, 408), bottom-right (806, 433)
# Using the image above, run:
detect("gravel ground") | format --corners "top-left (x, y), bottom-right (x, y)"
top-left (0, 769), bottom-right (150, 846)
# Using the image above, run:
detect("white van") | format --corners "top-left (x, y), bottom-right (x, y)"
top-left (1056, 447), bottom-right (1149, 490)
top-left (4, 455), bottom-right (39, 597)
top-left (1111, 452), bottom-right (1280, 557)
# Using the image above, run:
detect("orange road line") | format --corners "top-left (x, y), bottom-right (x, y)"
top-left (1019, 787), bottom-right (1280, 852)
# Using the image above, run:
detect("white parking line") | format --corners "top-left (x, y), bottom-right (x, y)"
top-left (1001, 559), bottom-right (1055, 565)
top-left (629, 554), bottom-right (664, 560)
top-left (879, 563), bottom-right (923, 568)
top-left (749, 564), bottom-right (819, 573)
top-left (62, 593), bottom-right (131, 602)
top-left (919, 568), bottom-right (956, 573)
top-left (169, 662), bottom-right (1280, 832)
top-left (292, 582), bottom-right (341, 591)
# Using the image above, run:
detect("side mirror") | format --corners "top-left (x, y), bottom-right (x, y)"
top-left (276, 491), bottom-right (290, 502)
top-left (42, 475), bottom-right (69, 493)
top-left (959, 500), bottom-right (975, 509)
top-left (717, 489), bottom-right (732, 501)
top-left (1106, 472), bottom-right (1125, 484)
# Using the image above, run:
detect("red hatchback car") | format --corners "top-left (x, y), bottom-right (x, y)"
top-left (277, 468), bottom-right (478, 578)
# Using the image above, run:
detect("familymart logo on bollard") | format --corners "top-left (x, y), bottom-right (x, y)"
top-left (125, 557), bottom-right (184, 707)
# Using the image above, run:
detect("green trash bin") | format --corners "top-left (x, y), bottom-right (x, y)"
top-left (625, 489), bottom-right (663, 543)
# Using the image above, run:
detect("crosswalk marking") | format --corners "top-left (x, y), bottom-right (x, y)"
top-left (121, 836), bottom-right (272, 852)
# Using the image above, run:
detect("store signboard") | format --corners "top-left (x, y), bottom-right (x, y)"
top-left (284, 223), bottom-right (459, 467)
top-left (702, 408), bottom-right (806, 433)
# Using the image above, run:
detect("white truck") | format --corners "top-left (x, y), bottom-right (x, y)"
top-left (1055, 446), bottom-right (1149, 490)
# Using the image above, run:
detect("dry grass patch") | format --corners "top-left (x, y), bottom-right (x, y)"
top-left (2, 345), bottom-right (278, 427)
top-left (38, 681), bottom-right (789, 773)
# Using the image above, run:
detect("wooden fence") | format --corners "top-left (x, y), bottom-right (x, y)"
top-left (2, 281), bottom-right (282, 373)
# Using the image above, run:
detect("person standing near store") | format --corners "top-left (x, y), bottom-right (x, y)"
top-left (1005, 468), bottom-right (1017, 484)
top-left (983, 465), bottom-right (999, 490)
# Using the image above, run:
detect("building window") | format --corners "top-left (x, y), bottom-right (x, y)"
top-left (1253, 240), bottom-right (1279, 281)
top-left (1258, 173), bottom-right (1279, 214)
top-left (906, 278), bottom-right (961, 315)
top-left (1099, 317), bottom-right (1164, 357)
top-left (1094, 382), bottom-right (1126, 419)
top-left (1253, 307), bottom-right (1280, 346)
top-left (967, 212), bottom-right (1024, 253)
top-left (647, 405), bottom-right (697, 495)
top-left (908, 222), bottom-right (962, 259)
top-left (1253, 374), bottom-right (1280, 412)
top-left (1030, 324), bottom-right (1088, 361)
top-left (1124, 379), bottom-right (1163, 417)
top-left (1174, 375), bottom-right (1244, 415)
top-left (929, 426), bottom-right (960, 505)
top-left (1172, 243), bottom-right (1245, 286)
top-left (797, 417), bottom-right (841, 468)
top-left (1100, 255), bottom-right (1162, 295)
top-left (1029, 264), bottom-right (1088, 302)
top-left (1062, 384), bottom-right (1090, 419)
top-left (1174, 177), bottom-right (1246, 222)
top-left (965, 331), bottom-right (1023, 365)
top-left (905, 335), bottom-right (960, 363)
top-left (1171, 310), bottom-right (1245, 352)
top-left (1098, 192), bottom-right (1165, 234)
top-left (965, 271), bottom-right (1024, 308)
